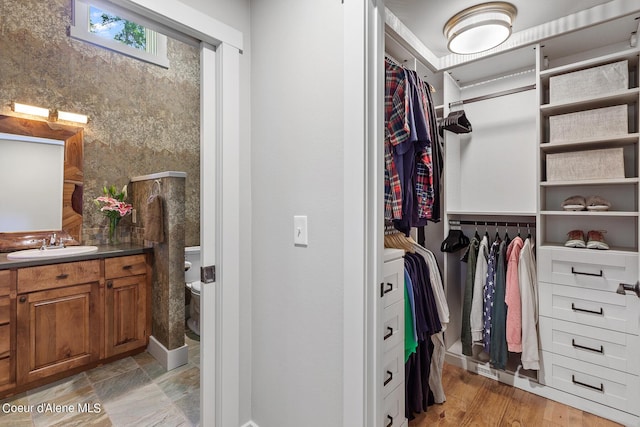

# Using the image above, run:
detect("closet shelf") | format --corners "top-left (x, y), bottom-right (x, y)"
top-left (446, 210), bottom-right (536, 217)
top-left (540, 133), bottom-right (639, 153)
top-left (540, 177), bottom-right (639, 187)
top-left (540, 88), bottom-right (639, 116)
top-left (540, 210), bottom-right (640, 218)
top-left (538, 243), bottom-right (639, 255)
top-left (539, 48), bottom-right (639, 82)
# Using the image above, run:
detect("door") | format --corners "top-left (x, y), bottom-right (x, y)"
top-left (16, 282), bottom-right (100, 384)
top-left (109, 2), bottom-right (243, 425)
top-left (200, 41), bottom-right (241, 427)
top-left (105, 275), bottom-right (148, 358)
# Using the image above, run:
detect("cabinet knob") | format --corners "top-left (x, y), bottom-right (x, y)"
top-left (616, 282), bottom-right (640, 298)
top-left (19, 296), bottom-right (26, 303)
top-left (107, 281), bottom-right (113, 289)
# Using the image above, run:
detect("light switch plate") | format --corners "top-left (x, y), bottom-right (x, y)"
top-left (294, 215), bottom-right (308, 246)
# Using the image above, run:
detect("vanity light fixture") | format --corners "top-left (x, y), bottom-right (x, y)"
top-left (56, 110), bottom-right (89, 124)
top-left (11, 101), bottom-right (51, 119)
top-left (444, 2), bottom-right (517, 55)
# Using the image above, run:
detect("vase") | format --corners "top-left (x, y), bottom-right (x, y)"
top-left (108, 216), bottom-right (121, 245)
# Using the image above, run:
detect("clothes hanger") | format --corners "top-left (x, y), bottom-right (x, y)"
top-left (440, 108), bottom-right (472, 135)
top-left (474, 221), bottom-right (480, 240)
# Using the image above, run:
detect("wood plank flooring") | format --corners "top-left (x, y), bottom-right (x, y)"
top-left (408, 363), bottom-right (623, 427)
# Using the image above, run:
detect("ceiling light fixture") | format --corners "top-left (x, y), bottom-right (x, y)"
top-left (444, 2), bottom-right (517, 55)
top-left (11, 101), bottom-right (51, 119)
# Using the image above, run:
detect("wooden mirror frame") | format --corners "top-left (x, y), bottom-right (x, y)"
top-left (0, 115), bottom-right (83, 252)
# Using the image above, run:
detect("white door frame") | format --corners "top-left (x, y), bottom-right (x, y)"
top-left (343, 1), bottom-right (385, 426)
top-left (105, 2), bottom-right (243, 426)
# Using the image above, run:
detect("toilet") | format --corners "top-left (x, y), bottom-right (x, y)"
top-left (184, 246), bottom-right (201, 336)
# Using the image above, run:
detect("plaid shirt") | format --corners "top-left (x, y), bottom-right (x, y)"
top-left (412, 74), bottom-right (434, 220)
top-left (384, 61), bottom-right (409, 220)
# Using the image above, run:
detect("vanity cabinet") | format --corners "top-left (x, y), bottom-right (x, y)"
top-left (0, 249), bottom-right (152, 397)
top-left (105, 254), bottom-right (150, 358)
top-left (0, 270), bottom-right (14, 391)
top-left (16, 260), bottom-right (101, 384)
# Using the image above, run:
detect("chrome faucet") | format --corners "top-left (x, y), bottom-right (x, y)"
top-left (33, 234), bottom-right (66, 250)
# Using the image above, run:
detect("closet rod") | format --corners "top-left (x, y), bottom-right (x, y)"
top-left (449, 220), bottom-right (536, 228)
top-left (448, 84), bottom-right (536, 108)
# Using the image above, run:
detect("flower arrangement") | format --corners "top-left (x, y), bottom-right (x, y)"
top-left (95, 184), bottom-right (133, 244)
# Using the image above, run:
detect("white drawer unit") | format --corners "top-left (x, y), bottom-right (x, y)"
top-left (382, 255), bottom-right (404, 309)
top-left (378, 249), bottom-right (406, 427)
top-left (541, 351), bottom-right (640, 415)
top-left (539, 281), bottom-right (640, 335)
top-left (539, 316), bottom-right (640, 375)
top-left (382, 343), bottom-right (404, 397)
top-left (381, 383), bottom-right (406, 427)
top-left (538, 247), bottom-right (638, 294)
top-left (382, 300), bottom-right (404, 351)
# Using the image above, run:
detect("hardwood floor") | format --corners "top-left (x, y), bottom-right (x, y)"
top-left (408, 363), bottom-right (623, 427)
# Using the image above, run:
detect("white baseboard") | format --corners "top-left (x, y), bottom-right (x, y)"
top-left (240, 421), bottom-right (259, 427)
top-left (147, 335), bottom-right (189, 371)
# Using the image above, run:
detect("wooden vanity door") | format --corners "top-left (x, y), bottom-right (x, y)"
top-left (105, 274), bottom-right (147, 358)
top-left (16, 282), bottom-right (100, 384)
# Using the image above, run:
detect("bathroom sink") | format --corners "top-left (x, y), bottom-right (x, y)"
top-left (7, 245), bottom-right (99, 260)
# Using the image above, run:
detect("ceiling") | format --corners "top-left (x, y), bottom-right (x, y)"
top-left (385, 0), bottom-right (640, 87)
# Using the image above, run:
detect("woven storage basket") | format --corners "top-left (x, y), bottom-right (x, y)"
top-left (546, 147), bottom-right (624, 181)
top-left (549, 60), bottom-right (628, 104)
top-left (549, 104), bottom-right (628, 142)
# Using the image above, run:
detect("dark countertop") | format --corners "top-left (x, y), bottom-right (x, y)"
top-left (0, 243), bottom-right (153, 269)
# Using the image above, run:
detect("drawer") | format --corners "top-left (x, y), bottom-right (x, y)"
top-left (541, 351), bottom-right (640, 415)
top-left (0, 270), bottom-right (10, 296)
top-left (540, 316), bottom-right (640, 375)
top-left (0, 297), bottom-right (9, 325)
top-left (105, 254), bottom-right (147, 279)
top-left (381, 383), bottom-right (406, 427)
top-left (0, 324), bottom-right (8, 357)
top-left (0, 357), bottom-right (10, 385)
top-left (381, 257), bottom-right (404, 309)
top-left (382, 300), bottom-right (404, 352)
top-left (539, 281), bottom-right (640, 335)
top-left (17, 260), bottom-right (101, 293)
top-left (382, 343), bottom-right (404, 398)
top-left (538, 247), bottom-right (637, 293)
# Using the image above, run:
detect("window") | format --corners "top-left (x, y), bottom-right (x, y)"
top-left (70, 0), bottom-right (169, 68)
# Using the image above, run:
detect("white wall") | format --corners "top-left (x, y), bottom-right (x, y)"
top-left (178, 0), bottom-right (253, 424)
top-left (250, 1), bottom-right (345, 426)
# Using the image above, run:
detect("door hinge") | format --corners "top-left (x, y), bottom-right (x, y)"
top-left (201, 265), bottom-right (216, 283)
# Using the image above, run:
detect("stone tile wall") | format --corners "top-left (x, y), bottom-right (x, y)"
top-left (0, 0), bottom-right (200, 246)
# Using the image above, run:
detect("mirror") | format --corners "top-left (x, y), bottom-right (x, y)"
top-left (0, 115), bottom-right (84, 252)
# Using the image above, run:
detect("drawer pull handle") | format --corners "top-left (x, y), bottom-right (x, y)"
top-left (571, 267), bottom-right (602, 277)
top-left (380, 282), bottom-right (393, 298)
top-left (617, 282), bottom-right (640, 298)
top-left (572, 375), bottom-right (604, 393)
top-left (386, 415), bottom-right (393, 427)
top-left (19, 296), bottom-right (26, 303)
top-left (572, 339), bottom-right (604, 354)
top-left (571, 303), bottom-right (603, 316)
top-left (384, 370), bottom-right (393, 387)
top-left (56, 273), bottom-right (69, 280)
top-left (107, 281), bottom-right (113, 289)
top-left (122, 265), bottom-right (133, 270)
top-left (383, 327), bottom-right (393, 340)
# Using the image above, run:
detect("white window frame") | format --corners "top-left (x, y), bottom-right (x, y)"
top-left (70, 0), bottom-right (169, 68)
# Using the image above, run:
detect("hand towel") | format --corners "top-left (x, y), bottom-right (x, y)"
top-left (144, 194), bottom-right (165, 243)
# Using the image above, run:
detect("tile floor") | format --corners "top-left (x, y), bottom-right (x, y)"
top-left (0, 333), bottom-right (201, 427)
